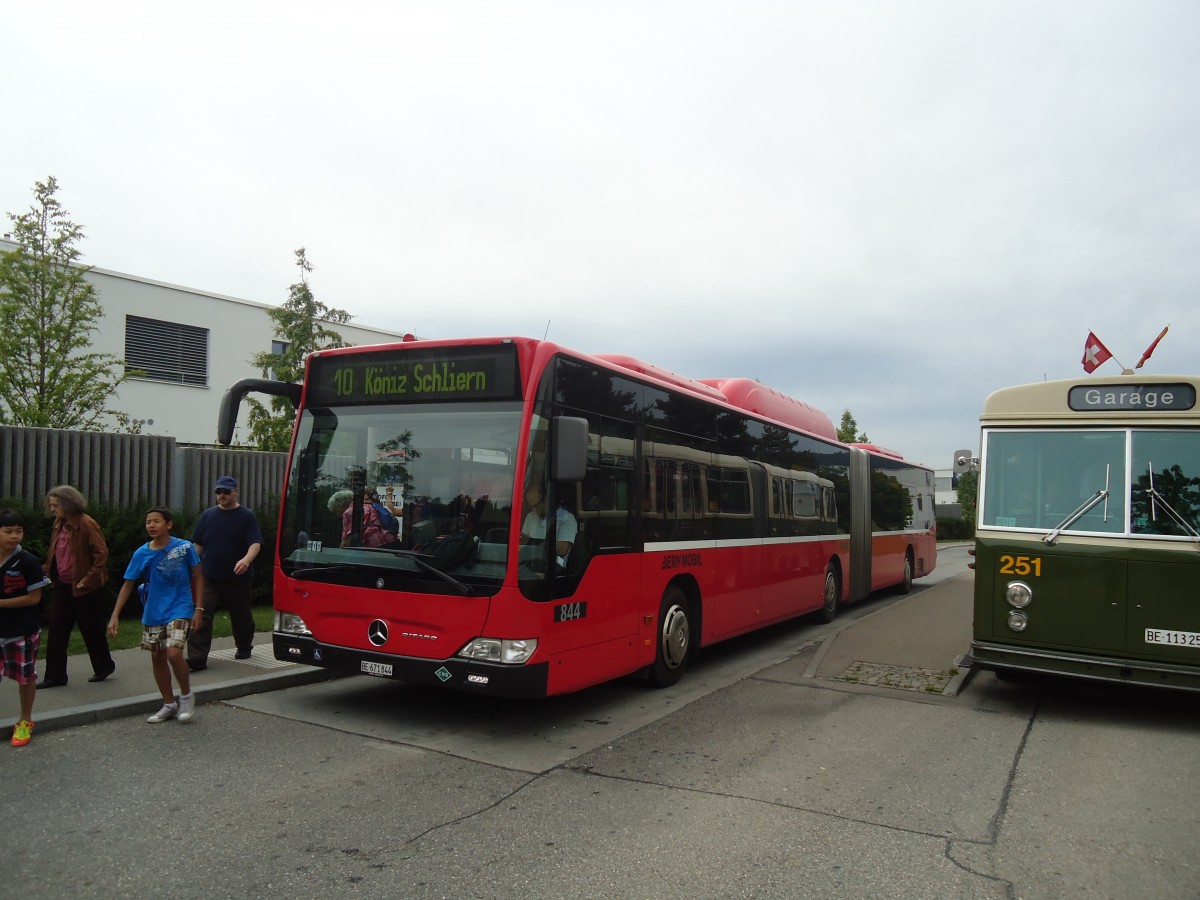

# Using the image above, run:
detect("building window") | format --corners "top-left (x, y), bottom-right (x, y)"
top-left (125, 315), bottom-right (209, 386)
top-left (266, 339), bottom-right (290, 380)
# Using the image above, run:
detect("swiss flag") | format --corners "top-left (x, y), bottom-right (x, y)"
top-left (1082, 331), bottom-right (1112, 373)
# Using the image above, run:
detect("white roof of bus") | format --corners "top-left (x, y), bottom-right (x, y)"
top-left (981, 373), bottom-right (1200, 425)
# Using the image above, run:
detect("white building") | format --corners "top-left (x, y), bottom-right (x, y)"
top-left (0, 238), bottom-right (409, 445)
top-left (934, 468), bottom-right (961, 519)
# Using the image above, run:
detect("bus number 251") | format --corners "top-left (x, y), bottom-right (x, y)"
top-left (999, 554), bottom-right (1042, 577)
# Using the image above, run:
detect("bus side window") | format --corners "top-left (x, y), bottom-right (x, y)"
top-left (596, 419), bottom-right (634, 550)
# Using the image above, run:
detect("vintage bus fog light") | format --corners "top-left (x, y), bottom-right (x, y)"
top-left (1005, 581), bottom-right (1033, 609)
top-left (275, 611), bottom-right (312, 635)
top-left (457, 638), bottom-right (538, 664)
top-left (1007, 611), bottom-right (1029, 632)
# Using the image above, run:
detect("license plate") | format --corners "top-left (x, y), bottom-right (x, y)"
top-left (360, 660), bottom-right (394, 677)
top-left (1145, 629), bottom-right (1200, 648)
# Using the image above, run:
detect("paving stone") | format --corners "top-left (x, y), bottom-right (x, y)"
top-left (836, 660), bottom-right (955, 694)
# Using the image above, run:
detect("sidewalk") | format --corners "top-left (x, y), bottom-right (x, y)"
top-left (1, 634), bottom-right (336, 734)
top-left (804, 569), bottom-right (977, 696)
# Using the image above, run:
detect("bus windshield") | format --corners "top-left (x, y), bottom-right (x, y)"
top-left (278, 400), bottom-right (523, 590)
top-left (982, 430), bottom-right (1126, 534)
top-left (981, 428), bottom-right (1200, 539)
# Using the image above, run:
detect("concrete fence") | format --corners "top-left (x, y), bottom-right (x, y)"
top-left (0, 425), bottom-right (287, 513)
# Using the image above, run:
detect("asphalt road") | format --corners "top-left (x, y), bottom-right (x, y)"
top-left (10, 548), bottom-right (1200, 898)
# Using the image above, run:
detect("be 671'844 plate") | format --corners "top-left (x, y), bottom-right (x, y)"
top-left (360, 660), bottom-right (394, 677)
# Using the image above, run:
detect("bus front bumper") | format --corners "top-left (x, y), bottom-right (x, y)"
top-left (971, 641), bottom-right (1200, 693)
top-left (273, 632), bottom-right (551, 699)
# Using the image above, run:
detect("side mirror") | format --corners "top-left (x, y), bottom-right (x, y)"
top-left (217, 378), bottom-right (302, 446)
top-left (953, 449), bottom-right (977, 474)
top-left (550, 416), bottom-right (588, 482)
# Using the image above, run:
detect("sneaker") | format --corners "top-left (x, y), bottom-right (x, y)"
top-left (147, 702), bottom-right (179, 723)
top-left (177, 692), bottom-right (196, 723)
top-left (234, 648), bottom-right (252, 660)
top-left (187, 660), bottom-right (207, 672)
top-left (11, 720), bottom-right (34, 747)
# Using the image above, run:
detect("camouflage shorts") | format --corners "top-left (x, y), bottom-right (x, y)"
top-left (142, 618), bottom-right (192, 651)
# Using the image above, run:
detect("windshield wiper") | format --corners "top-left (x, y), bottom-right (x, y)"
top-left (1146, 463), bottom-right (1200, 545)
top-left (289, 546), bottom-right (474, 595)
top-left (407, 554), bottom-right (473, 595)
top-left (330, 546), bottom-right (475, 596)
top-left (1044, 464), bottom-right (1110, 545)
top-left (292, 564), bottom-right (355, 580)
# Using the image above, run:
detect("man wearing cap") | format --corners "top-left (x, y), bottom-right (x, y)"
top-left (186, 476), bottom-right (263, 670)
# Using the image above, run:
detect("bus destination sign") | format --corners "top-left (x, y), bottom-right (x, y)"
top-left (1068, 382), bottom-right (1196, 412)
top-left (308, 346), bottom-right (520, 405)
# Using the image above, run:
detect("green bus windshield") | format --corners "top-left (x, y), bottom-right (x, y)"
top-left (981, 429), bottom-right (1200, 539)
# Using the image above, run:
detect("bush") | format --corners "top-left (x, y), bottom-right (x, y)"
top-left (0, 495), bottom-right (52, 561)
top-left (250, 496), bottom-right (280, 606)
top-left (936, 516), bottom-right (975, 541)
top-left (0, 495), bottom-right (277, 622)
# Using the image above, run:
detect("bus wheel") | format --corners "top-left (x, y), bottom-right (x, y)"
top-left (895, 553), bottom-right (914, 594)
top-left (649, 587), bottom-right (691, 687)
top-left (817, 564), bottom-right (840, 623)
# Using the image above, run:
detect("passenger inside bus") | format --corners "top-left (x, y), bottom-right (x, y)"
top-left (328, 488), bottom-right (402, 548)
top-left (520, 482), bottom-right (578, 569)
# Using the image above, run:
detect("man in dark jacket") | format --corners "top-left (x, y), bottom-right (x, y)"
top-left (186, 476), bottom-right (263, 670)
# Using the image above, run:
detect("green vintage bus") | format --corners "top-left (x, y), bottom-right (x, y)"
top-left (971, 373), bottom-right (1200, 691)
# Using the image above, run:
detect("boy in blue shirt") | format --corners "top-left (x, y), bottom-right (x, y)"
top-left (108, 507), bottom-right (204, 723)
top-left (0, 509), bottom-right (50, 747)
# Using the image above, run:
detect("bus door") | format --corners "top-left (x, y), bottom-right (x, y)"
top-left (1127, 554), bottom-right (1200, 664)
top-left (1125, 430), bottom-right (1200, 664)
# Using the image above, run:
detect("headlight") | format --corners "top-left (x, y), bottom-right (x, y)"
top-left (457, 637), bottom-right (538, 664)
top-left (1007, 610), bottom-right (1029, 632)
top-left (275, 611), bottom-right (312, 635)
top-left (1005, 581), bottom-right (1033, 609)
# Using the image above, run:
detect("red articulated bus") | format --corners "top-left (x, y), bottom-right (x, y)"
top-left (219, 336), bottom-right (936, 697)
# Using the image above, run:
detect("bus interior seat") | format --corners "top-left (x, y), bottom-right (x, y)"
top-left (475, 542), bottom-right (505, 563)
top-left (565, 517), bottom-right (591, 575)
top-left (410, 520), bottom-right (436, 547)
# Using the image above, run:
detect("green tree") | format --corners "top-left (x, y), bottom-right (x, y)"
top-left (245, 248), bottom-right (353, 450)
top-left (0, 177), bottom-right (132, 429)
top-left (956, 469), bottom-right (978, 524)
top-left (836, 409), bottom-right (868, 444)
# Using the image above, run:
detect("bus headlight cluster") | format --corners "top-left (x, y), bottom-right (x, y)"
top-left (458, 638), bottom-right (538, 665)
top-left (1005, 581), bottom-right (1033, 609)
top-left (1005, 581), bottom-right (1032, 632)
top-left (275, 611), bottom-right (312, 635)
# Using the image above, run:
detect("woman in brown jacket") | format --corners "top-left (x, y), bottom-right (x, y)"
top-left (38, 485), bottom-right (115, 687)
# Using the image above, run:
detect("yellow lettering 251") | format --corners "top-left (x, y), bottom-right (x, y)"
top-left (999, 554), bottom-right (1042, 577)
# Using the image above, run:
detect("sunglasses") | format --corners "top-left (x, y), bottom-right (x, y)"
top-left (215, 488), bottom-right (233, 495)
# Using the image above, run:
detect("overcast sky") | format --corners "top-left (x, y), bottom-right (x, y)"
top-left (4, 2), bottom-right (1197, 469)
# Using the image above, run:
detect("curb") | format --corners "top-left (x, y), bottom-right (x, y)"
top-left (942, 653), bottom-right (977, 697)
top-left (4, 666), bottom-right (341, 735)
